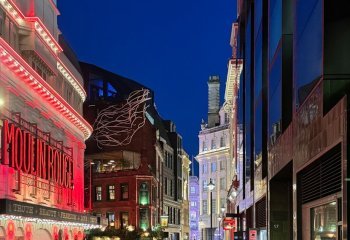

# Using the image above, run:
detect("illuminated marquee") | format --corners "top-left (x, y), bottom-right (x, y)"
top-left (1, 119), bottom-right (74, 189)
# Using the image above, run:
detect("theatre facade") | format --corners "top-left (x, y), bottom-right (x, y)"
top-left (0, 0), bottom-right (98, 239)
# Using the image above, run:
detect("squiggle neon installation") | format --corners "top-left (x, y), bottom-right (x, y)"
top-left (93, 89), bottom-right (151, 148)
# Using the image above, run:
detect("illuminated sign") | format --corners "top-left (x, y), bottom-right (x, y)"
top-left (249, 229), bottom-right (258, 240)
top-left (1, 119), bottom-right (74, 189)
top-left (0, 199), bottom-right (97, 224)
top-left (160, 215), bottom-right (169, 228)
top-left (223, 217), bottom-right (237, 231)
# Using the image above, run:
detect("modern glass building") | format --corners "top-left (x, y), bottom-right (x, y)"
top-left (228, 0), bottom-right (350, 239)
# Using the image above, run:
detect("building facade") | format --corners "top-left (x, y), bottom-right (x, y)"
top-left (227, 0), bottom-right (350, 239)
top-left (161, 120), bottom-right (188, 240)
top-left (196, 76), bottom-right (231, 240)
top-left (189, 176), bottom-right (200, 240)
top-left (81, 63), bottom-right (162, 231)
top-left (81, 63), bottom-right (191, 238)
top-left (181, 152), bottom-right (191, 240)
top-left (0, 1), bottom-right (99, 239)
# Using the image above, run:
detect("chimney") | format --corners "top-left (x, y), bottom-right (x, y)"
top-left (207, 75), bottom-right (220, 128)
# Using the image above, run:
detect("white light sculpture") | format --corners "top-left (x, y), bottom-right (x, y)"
top-left (93, 89), bottom-right (151, 148)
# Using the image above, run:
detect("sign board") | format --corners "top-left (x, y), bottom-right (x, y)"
top-left (160, 215), bottom-right (169, 228)
top-left (0, 199), bottom-right (97, 224)
top-left (223, 217), bottom-right (237, 231)
top-left (1, 119), bottom-right (74, 190)
top-left (249, 229), bottom-right (258, 240)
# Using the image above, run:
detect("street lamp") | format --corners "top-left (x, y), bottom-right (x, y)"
top-left (221, 205), bottom-right (225, 213)
top-left (207, 178), bottom-right (215, 240)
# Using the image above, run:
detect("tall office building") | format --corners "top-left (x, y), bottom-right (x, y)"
top-left (196, 76), bottom-right (232, 240)
top-left (227, 0), bottom-right (350, 239)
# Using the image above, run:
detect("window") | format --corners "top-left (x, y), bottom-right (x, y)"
top-left (220, 178), bottom-right (226, 190)
top-left (107, 212), bottom-right (115, 227)
top-left (107, 185), bottom-right (115, 200)
top-left (121, 183), bottom-right (129, 200)
top-left (190, 186), bottom-right (196, 194)
top-left (190, 211), bottom-right (197, 220)
top-left (211, 139), bottom-right (216, 149)
top-left (139, 208), bottom-right (149, 230)
top-left (107, 82), bottom-right (117, 98)
top-left (202, 141), bottom-right (207, 151)
top-left (164, 178), bottom-right (168, 195)
top-left (120, 212), bottom-right (129, 228)
top-left (202, 200), bottom-right (208, 214)
top-left (220, 198), bottom-right (226, 208)
top-left (202, 163), bottom-right (208, 174)
top-left (190, 201), bottom-right (197, 207)
top-left (211, 162), bottom-right (217, 172)
top-left (212, 199), bottom-right (216, 214)
top-left (225, 113), bottom-right (230, 124)
top-left (95, 186), bottom-right (102, 201)
top-left (139, 182), bottom-right (149, 205)
top-left (311, 202), bottom-right (337, 240)
top-left (220, 160), bottom-right (226, 170)
top-left (220, 136), bottom-right (225, 147)
top-left (202, 179), bottom-right (208, 191)
top-left (170, 180), bottom-right (173, 197)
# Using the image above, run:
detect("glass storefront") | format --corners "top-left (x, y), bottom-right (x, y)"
top-left (311, 202), bottom-right (337, 240)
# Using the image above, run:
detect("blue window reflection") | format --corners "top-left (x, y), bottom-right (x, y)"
top-left (268, 50), bottom-right (282, 139)
top-left (295, 0), bottom-right (322, 105)
top-left (269, 0), bottom-right (282, 62)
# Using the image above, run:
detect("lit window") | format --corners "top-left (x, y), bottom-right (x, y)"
top-left (120, 212), bottom-right (129, 228)
top-left (139, 182), bottom-right (149, 205)
top-left (121, 183), bottom-right (129, 200)
top-left (107, 185), bottom-right (115, 200)
top-left (107, 212), bottom-right (115, 227)
top-left (95, 186), bottom-right (102, 201)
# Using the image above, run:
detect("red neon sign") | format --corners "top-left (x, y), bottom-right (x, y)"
top-left (223, 217), bottom-right (237, 231)
top-left (1, 119), bottom-right (74, 189)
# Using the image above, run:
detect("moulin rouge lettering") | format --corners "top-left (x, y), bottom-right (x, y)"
top-left (1, 120), bottom-right (74, 189)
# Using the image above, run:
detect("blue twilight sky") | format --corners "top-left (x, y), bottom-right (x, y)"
top-left (58, 0), bottom-right (237, 175)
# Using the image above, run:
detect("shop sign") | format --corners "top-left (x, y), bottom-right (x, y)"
top-left (1, 119), bottom-right (74, 189)
top-left (223, 217), bottom-right (237, 231)
top-left (249, 229), bottom-right (258, 240)
top-left (0, 199), bottom-right (97, 224)
top-left (160, 215), bottom-right (169, 228)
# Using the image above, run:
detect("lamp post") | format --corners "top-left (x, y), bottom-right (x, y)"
top-left (207, 178), bottom-right (215, 240)
top-left (217, 216), bottom-right (222, 240)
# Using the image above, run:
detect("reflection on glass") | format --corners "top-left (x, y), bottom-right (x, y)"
top-left (295, 0), bottom-right (322, 105)
top-left (311, 202), bottom-right (337, 240)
